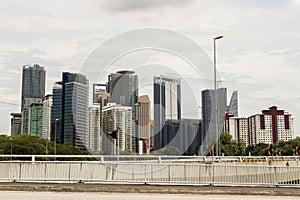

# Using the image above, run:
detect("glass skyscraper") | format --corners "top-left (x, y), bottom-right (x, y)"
top-left (51, 72), bottom-right (89, 149)
top-left (201, 88), bottom-right (227, 155)
top-left (21, 64), bottom-right (46, 111)
top-left (21, 64), bottom-right (45, 135)
top-left (108, 70), bottom-right (138, 152)
top-left (153, 75), bottom-right (181, 150)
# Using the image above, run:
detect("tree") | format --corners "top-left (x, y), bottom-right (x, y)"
top-left (151, 146), bottom-right (182, 155)
top-left (219, 132), bottom-right (246, 156)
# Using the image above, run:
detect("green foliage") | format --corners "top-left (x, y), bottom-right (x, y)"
top-left (220, 132), bottom-right (246, 156)
top-left (0, 134), bottom-right (90, 160)
top-left (151, 146), bottom-right (182, 155)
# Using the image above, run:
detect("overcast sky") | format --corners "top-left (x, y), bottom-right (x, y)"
top-left (1, 0), bottom-right (300, 135)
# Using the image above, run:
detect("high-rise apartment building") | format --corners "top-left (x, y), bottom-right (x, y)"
top-left (225, 106), bottom-right (294, 146)
top-left (108, 70), bottom-right (138, 151)
top-left (51, 72), bottom-right (89, 149)
top-left (137, 95), bottom-right (151, 153)
top-left (88, 106), bottom-right (101, 154)
top-left (42, 95), bottom-right (52, 140)
top-left (153, 75), bottom-right (181, 150)
top-left (10, 113), bottom-right (22, 136)
top-left (102, 103), bottom-right (132, 154)
top-left (201, 88), bottom-right (227, 153)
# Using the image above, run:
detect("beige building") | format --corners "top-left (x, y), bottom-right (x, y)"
top-left (137, 95), bottom-right (151, 153)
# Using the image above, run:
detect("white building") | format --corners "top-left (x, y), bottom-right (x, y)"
top-left (42, 95), bottom-right (52, 140)
top-left (102, 103), bottom-right (132, 154)
top-left (225, 106), bottom-right (294, 146)
top-left (89, 106), bottom-right (101, 154)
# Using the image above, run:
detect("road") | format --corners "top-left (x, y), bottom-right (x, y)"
top-left (1, 191), bottom-right (300, 200)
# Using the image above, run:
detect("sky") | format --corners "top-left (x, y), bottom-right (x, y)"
top-left (0, 0), bottom-right (300, 135)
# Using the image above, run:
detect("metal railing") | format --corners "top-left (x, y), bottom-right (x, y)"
top-left (0, 155), bottom-right (300, 186)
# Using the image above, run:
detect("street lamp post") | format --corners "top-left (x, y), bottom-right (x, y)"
top-left (214, 35), bottom-right (223, 157)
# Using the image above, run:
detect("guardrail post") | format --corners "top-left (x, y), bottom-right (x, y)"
top-left (32, 156), bottom-right (35, 162)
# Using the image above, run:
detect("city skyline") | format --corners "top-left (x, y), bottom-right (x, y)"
top-left (0, 1), bottom-right (300, 137)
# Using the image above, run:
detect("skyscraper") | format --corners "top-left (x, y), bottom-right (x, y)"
top-left (102, 103), bottom-right (133, 154)
top-left (137, 95), bottom-right (151, 153)
top-left (42, 95), bottom-right (52, 140)
top-left (227, 91), bottom-right (238, 117)
top-left (21, 64), bottom-right (46, 135)
top-left (108, 70), bottom-right (138, 151)
top-left (21, 64), bottom-right (46, 111)
top-left (201, 88), bottom-right (227, 154)
top-left (51, 72), bottom-right (89, 149)
top-left (89, 106), bottom-right (101, 154)
top-left (51, 82), bottom-right (62, 143)
top-left (153, 75), bottom-right (181, 150)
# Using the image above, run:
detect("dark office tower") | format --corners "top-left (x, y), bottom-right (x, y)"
top-left (21, 64), bottom-right (46, 111)
top-left (227, 91), bottom-right (238, 117)
top-left (51, 73), bottom-right (89, 149)
top-left (108, 70), bottom-right (138, 151)
top-left (10, 113), bottom-right (22, 136)
top-left (153, 75), bottom-right (181, 150)
top-left (51, 82), bottom-right (62, 143)
top-left (201, 88), bottom-right (227, 154)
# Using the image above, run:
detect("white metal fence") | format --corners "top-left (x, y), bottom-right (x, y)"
top-left (0, 159), bottom-right (300, 185)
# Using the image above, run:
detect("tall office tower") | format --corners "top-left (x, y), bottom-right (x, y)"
top-left (51, 82), bottom-right (62, 143)
top-left (89, 106), bottom-right (101, 154)
top-left (10, 113), bottom-right (22, 136)
top-left (21, 64), bottom-right (46, 111)
top-left (201, 88), bottom-right (227, 154)
top-left (21, 64), bottom-right (46, 134)
top-left (42, 95), bottom-right (52, 140)
top-left (108, 70), bottom-right (138, 151)
top-left (21, 103), bottom-right (43, 137)
top-left (51, 72), bottom-right (89, 149)
top-left (153, 75), bottom-right (181, 150)
top-left (102, 103), bottom-right (132, 154)
top-left (227, 91), bottom-right (238, 117)
top-left (137, 95), bottom-right (151, 153)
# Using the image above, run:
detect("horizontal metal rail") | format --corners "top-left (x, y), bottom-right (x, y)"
top-left (0, 160), bottom-right (300, 186)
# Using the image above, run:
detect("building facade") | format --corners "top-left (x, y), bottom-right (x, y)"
top-left (51, 72), bottom-right (89, 149)
top-left (137, 95), bottom-right (151, 153)
top-left (227, 91), bottom-right (238, 117)
top-left (22, 103), bottom-right (43, 137)
top-left (10, 113), bottom-right (22, 136)
top-left (108, 70), bottom-right (138, 151)
top-left (42, 95), bottom-right (52, 140)
top-left (102, 103), bottom-right (132, 154)
top-left (225, 106), bottom-right (294, 146)
top-left (153, 75), bottom-right (181, 150)
top-left (201, 88), bottom-right (227, 154)
top-left (89, 106), bottom-right (101, 154)
top-left (21, 64), bottom-right (46, 135)
top-left (163, 119), bottom-right (201, 155)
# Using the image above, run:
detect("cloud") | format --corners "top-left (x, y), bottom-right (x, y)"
top-left (104, 0), bottom-right (195, 12)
